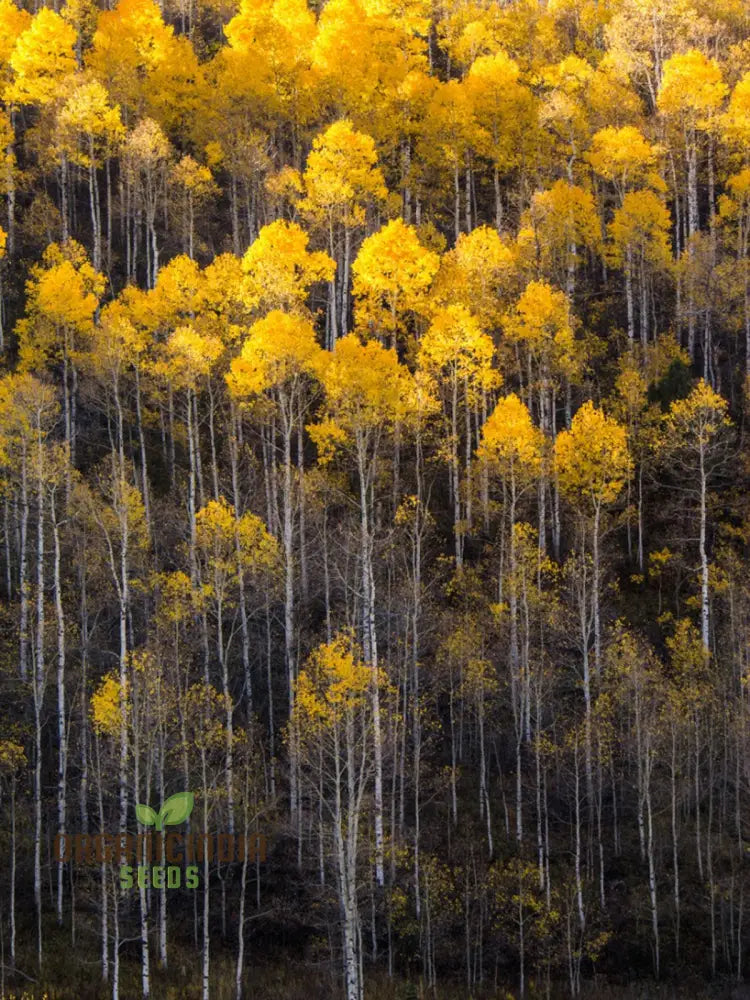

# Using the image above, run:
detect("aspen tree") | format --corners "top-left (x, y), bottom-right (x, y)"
top-left (479, 394), bottom-right (543, 840)
top-left (239, 219), bottom-right (335, 319)
top-left (122, 119), bottom-right (172, 287)
top-left (421, 80), bottom-right (476, 242)
top-left (658, 51), bottom-right (727, 357)
top-left (15, 239), bottom-right (104, 475)
top-left (0, 375), bottom-right (58, 968)
top-left (0, 0), bottom-right (30, 255)
top-left (607, 190), bottom-right (672, 344)
top-left (299, 120), bottom-right (387, 342)
top-left (661, 380), bottom-right (732, 649)
top-left (0, 740), bottom-right (25, 967)
top-left (182, 682), bottom-right (228, 1000)
top-left (293, 635), bottom-right (391, 1000)
top-left (57, 80), bottom-right (124, 270)
top-left (351, 218), bottom-right (439, 349)
top-left (7, 10), bottom-right (76, 108)
top-left (604, 624), bottom-right (664, 978)
top-left (311, 334), bottom-right (416, 886)
top-left (7, 9), bottom-right (77, 237)
top-left (227, 310), bottom-right (324, 824)
top-left (86, 0), bottom-right (204, 131)
top-left (554, 402), bottom-right (631, 805)
top-left (418, 304), bottom-right (498, 565)
top-left (465, 52), bottom-right (536, 233)
top-left (524, 182), bottom-right (601, 298)
top-left (170, 155), bottom-right (218, 260)
top-left (430, 224), bottom-right (517, 331)
top-left (195, 496), bottom-right (277, 832)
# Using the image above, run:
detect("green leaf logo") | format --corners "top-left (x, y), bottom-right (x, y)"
top-left (135, 792), bottom-right (194, 832)
top-left (135, 803), bottom-right (158, 827)
top-left (156, 791), bottom-right (194, 832)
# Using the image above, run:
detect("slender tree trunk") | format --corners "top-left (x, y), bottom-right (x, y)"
top-left (699, 445), bottom-right (709, 649)
top-left (33, 425), bottom-right (45, 971)
top-left (357, 441), bottom-right (384, 886)
top-left (52, 489), bottom-right (66, 926)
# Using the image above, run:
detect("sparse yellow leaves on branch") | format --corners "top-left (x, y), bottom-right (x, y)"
top-left (91, 672), bottom-right (128, 737)
top-left (196, 497), bottom-right (278, 582)
top-left (664, 379), bottom-right (731, 451)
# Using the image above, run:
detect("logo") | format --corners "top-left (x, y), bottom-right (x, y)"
top-left (55, 789), bottom-right (267, 893)
top-left (123, 790), bottom-right (199, 890)
top-left (136, 791), bottom-right (195, 832)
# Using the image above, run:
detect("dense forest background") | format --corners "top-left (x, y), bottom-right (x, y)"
top-left (0, 0), bottom-right (750, 997)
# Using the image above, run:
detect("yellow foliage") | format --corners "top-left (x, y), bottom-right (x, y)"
top-left (171, 154), bottom-right (217, 200)
top-left (164, 324), bottom-right (223, 387)
top-left (87, 0), bottom-right (204, 132)
top-left (222, 0), bottom-right (316, 119)
top-left (665, 617), bottom-right (712, 707)
top-left (478, 393), bottom-right (544, 483)
top-left (430, 225), bottom-right (517, 327)
top-left (57, 79), bottom-right (124, 168)
top-left (0, 373), bottom-right (59, 460)
top-left (466, 51), bottom-right (537, 172)
top-left (7, 8), bottom-right (76, 107)
top-left (196, 253), bottom-right (245, 324)
top-left (0, 739), bottom-right (26, 774)
top-left (306, 416), bottom-right (348, 465)
top-left (317, 332), bottom-right (414, 441)
top-left (525, 180), bottom-right (601, 282)
top-left (226, 310), bottom-right (324, 401)
top-left (240, 219), bottom-right (335, 315)
top-left (722, 71), bottom-right (750, 149)
top-left (504, 279), bottom-right (578, 379)
top-left (32, 242), bottom-right (105, 331)
top-left (300, 119), bottom-right (387, 228)
top-left (295, 634), bottom-right (372, 727)
top-left (607, 189), bottom-right (672, 271)
top-left (418, 304), bottom-right (499, 401)
top-left (312, 0), bottom-right (428, 134)
top-left (91, 672), bottom-right (128, 736)
top-left (554, 400), bottom-right (632, 507)
top-left (351, 218), bottom-right (439, 344)
top-left (586, 125), bottom-right (664, 194)
top-left (657, 49), bottom-right (727, 123)
top-left (123, 116), bottom-right (172, 182)
top-left (15, 241), bottom-right (105, 373)
top-left (151, 254), bottom-right (202, 326)
top-left (0, 0), bottom-right (30, 78)
top-left (664, 378), bottom-right (731, 450)
top-left (196, 496), bottom-right (278, 578)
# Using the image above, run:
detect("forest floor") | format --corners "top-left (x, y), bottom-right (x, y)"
top-left (1, 918), bottom-right (741, 999)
